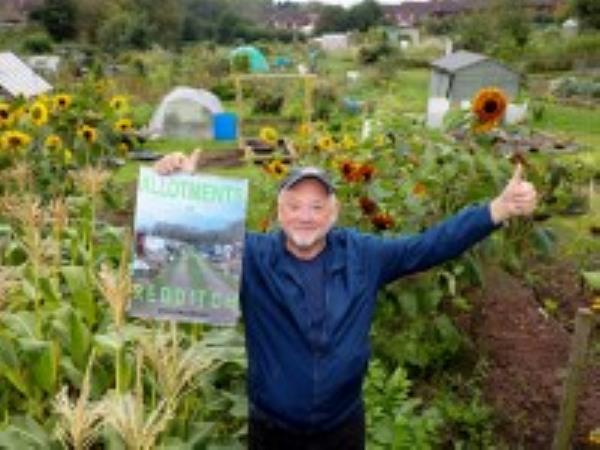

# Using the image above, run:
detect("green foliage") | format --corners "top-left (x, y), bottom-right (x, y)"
top-left (31, 0), bottom-right (77, 41)
top-left (315, 0), bottom-right (385, 34)
top-left (453, 0), bottom-right (531, 60)
top-left (365, 360), bottom-right (443, 449)
top-left (21, 33), bottom-right (54, 54)
top-left (572, 0), bottom-right (600, 29)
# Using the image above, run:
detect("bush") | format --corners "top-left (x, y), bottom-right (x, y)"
top-left (21, 33), bottom-right (54, 53)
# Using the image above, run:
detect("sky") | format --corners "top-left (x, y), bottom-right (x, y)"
top-left (275, 0), bottom-right (429, 6)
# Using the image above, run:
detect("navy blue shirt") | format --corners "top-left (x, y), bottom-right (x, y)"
top-left (285, 249), bottom-right (327, 353)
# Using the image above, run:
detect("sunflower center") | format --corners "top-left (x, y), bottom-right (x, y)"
top-left (84, 130), bottom-right (93, 140)
top-left (0, 110), bottom-right (8, 119)
top-left (8, 136), bottom-right (22, 147)
top-left (484, 100), bottom-right (498, 114)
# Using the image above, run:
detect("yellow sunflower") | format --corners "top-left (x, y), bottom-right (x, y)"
top-left (114, 118), bottom-right (133, 133)
top-left (0, 103), bottom-right (12, 127)
top-left (53, 94), bottom-right (72, 111)
top-left (259, 127), bottom-right (279, 146)
top-left (341, 134), bottom-right (357, 151)
top-left (109, 95), bottom-right (128, 111)
top-left (44, 134), bottom-right (63, 150)
top-left (471, 87), bottom-right (508, 132)
top-left (63, 149), bottom-right (73, 164)
top-left (316, 134), bottom-right (335, 152)
top-left (1, 130), bottom-right (32, 151)
top-left (264, 159), bottom-right (289, 179)
top-left (30, 101), bottom-right (49, 126)
top-left (298, 122), bottom-right (312, 137)
top-left (78, 125), bottom-right (98, 144)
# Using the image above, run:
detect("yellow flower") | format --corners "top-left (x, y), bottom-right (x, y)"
top-left (53, 94), bottom-right (72, 111)
top-left (1, 130), bottom-right (32, 151)
top-left (78, 125), bottom-right (97, 144)
top-left (471, 87), bottom-right (508, 132)
top-left (114, 118), bottom-right (133, 133)
top-left (30, 101), bottom-right (49, 126)
top-left (259, 127), bottom-right (279, 146)
top-left (0, 103), bottom-right (12, 127)
top-left (117, 142), bottom-right (131, 155)
top-left (316, 134), bottom-right (335, 152)
top-left (63, 149), bottom-right (73, 164)
top-left (341, 134), bottom-right (356, 151)
top-left (44, 134), bottom-right (63, 150)
top-left (298, 122), bottom-right (312, 137)
top-left (109, 95), bottom-right (128, 111)
top-left (264, 159), bottom-right (288, 179)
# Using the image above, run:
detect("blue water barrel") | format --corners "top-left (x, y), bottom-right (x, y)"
top-left (213, 112), bottom-right (238, 140)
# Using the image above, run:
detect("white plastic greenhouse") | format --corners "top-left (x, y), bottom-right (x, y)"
top-left (147, 86), bottom-right (224, 139)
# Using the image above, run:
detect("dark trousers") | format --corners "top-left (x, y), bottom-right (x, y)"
top-left (247, 412), bottom-right (365, 450)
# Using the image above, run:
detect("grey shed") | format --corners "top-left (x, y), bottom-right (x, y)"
top-left (429, 50), bottom-right (519, 103)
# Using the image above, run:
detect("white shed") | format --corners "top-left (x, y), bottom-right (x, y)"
top-left (312, 33), bottom-right (349, 53)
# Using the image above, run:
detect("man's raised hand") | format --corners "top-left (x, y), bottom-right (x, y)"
top-left (490, 163), bottom-right (538, 224)
top-left (153, 149), bottom-right (203, 175)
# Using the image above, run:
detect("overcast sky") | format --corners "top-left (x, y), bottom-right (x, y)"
top-left (275, 0), bottom-right (429, 6)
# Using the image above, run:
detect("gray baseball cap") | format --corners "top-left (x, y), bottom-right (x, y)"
top-left (279, 166), bottom-right (335, 193)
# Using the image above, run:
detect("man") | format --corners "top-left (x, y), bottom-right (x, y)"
top-left (154, 152), bottom-right (537, 450)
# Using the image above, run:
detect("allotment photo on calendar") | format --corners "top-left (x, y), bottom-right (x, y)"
top-left (130, 167), bottom-right (248, 325)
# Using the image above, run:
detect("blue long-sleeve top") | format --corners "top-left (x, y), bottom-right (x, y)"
top-left (240, 203), bottom-right (499, 431)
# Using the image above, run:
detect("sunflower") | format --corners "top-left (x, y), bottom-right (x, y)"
top-left (109, 95), bottom-right (128, 111)
top-left (264, 159), bottom-right (288, 179)
top-left (471, 87), bottom-right (508, 132)
top-left (339, 159), bottom-right (359, 182)
top-left (359, 196), bottom-right (378, 216)
top-left (0, 103), bottom-right (12, 127)
top-left (371, 212), bottom-right (395, 231)
top-left (44, 134), bottom-right (63, 150)
top-left (316, 134), bottom-right (335, 152)
top-left (298, 122), bottom-right (312, 137)
top-left (53, 94), bottom-right (72, 111)
top-left (114, 118), bottom-right (133, 133)
top-left (357, 164), bottom-right (375, 182)
top-left (30, 101), bottom-right (49, 126)
top-left (78, 125), bottom-right (98, 143)
top-left (412, 182), bottom-right (427, 197)
top-left (259, 127), bottom-right (279, 146)
top-left (1, 130), bottom-right (32, 151)
top-left (341, 134), bottom-right (357, 151)
top-left (63, 149), bottom-right (73, 164)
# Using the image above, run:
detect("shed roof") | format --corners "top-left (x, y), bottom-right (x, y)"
top-left (0, 51), bottom-right (52, 98)
top-left (431, 50), bottom-right (489, 73)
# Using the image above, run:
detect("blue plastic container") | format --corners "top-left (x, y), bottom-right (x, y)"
top-left (213, 112), bottom-right (238, 140)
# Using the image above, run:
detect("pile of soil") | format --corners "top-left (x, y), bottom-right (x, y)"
top-left (462, 264), bottom-right (600, 449)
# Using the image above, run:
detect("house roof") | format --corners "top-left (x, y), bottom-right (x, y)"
top-left (431, 50), bottom-right (489, 73)
top-left (0, 51), bottom-right (52, 98)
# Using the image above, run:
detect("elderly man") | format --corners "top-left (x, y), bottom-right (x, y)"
top-left (154, 152), bottom-right (537, 450)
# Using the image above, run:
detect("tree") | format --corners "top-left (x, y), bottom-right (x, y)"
top-left (572, 0), bottom-right (600, 29)
top-left (346, 0), bottom-right (384, 32)
top-left (31, 0), bottom-right (77, 41)
top-left (315, 5), bottom-right (348, 34)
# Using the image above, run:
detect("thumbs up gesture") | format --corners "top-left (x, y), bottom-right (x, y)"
top-left (490, 164), bottom-right (538, 224)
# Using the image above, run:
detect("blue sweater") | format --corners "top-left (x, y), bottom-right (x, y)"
top-left (241, 204), bottom-right (498, 431)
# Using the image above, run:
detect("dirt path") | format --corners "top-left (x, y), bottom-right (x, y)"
top-left (460, 266), bottom-right (600, 449)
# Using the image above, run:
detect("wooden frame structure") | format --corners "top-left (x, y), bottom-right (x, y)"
top-left (233, 73), bottom-right (316, 159)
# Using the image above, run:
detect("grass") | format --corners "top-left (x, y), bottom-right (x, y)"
top-left (533, 101), bottom-right (600, 150)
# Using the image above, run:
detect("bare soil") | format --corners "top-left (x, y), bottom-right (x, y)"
top-left (462, 263), bottom-right (600, 449)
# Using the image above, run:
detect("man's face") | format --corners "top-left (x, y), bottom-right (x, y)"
top-left (277, 178), bottom-right (339, 253)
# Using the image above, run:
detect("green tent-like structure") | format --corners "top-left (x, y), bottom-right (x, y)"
top-left (230, 46), bottom-right (269, 73)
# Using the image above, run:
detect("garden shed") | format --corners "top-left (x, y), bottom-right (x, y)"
top-left (0, 51), bottom-right (52, 99)
top-left (147, 87), bottom-right (224, 139)
top-left (429, 50), bottom-right (519, 103)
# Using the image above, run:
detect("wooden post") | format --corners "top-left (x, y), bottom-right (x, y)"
top-left (552, 308), bottom-right (595, 450)
top-left (234, 76), bottom-right (243, 148)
